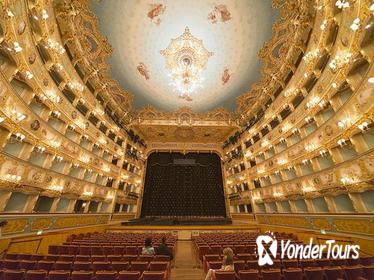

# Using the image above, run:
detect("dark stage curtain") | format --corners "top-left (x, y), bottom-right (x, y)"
top-left (141, 152), bottom-right (226, 217)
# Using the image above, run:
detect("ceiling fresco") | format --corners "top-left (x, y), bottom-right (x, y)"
top-left (91, 0), bottom-right (277, 112)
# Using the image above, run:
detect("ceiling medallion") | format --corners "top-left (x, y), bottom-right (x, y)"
top-left (160, 27), bottom-right (213, 101)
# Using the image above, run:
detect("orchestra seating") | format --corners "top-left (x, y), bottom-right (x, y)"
top-left (194, 232), bottom-right (374, 280)
top-left (0, 233), bottom-right (175, 280)
top-left (2, 232), bottom-right (373, 280)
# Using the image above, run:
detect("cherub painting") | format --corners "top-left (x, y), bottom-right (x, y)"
top-left (137, 63), bottom-right (150, 80)
top-left (222, 68), bottom-right (231, 85)
top-left (147, 4), bottom-right (166, 25)
top-left (208, 5), bottom-right (232, 24)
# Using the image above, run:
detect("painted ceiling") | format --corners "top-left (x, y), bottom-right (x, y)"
top-left (91, 0), bottom-right (277, 112)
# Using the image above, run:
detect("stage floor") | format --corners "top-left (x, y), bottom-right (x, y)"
top-left (108, 223), bottom-right (258, 240)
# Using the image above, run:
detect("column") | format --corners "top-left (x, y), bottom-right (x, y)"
top-left (348, 193), bottom-right (367, 212)
top-left (67, 199), bottom-right (77, 213)
top-left (49, 197), bottom-right (61, 212)
top-left (288, 200), bottom-right (298, 213)
top-left (350, 134), bottom-right (370, 154)
top-left (0, 191), bottom-right (12, 212)
top-left (24, 194), bottom-right (39, 212)
top-left (304, 199), bottom-right (315, 213)
top-left (324, 196), bottom-right (337, 213)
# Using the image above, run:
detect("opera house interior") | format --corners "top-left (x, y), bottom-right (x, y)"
top-left (0, 0), bottom-right (373, 279)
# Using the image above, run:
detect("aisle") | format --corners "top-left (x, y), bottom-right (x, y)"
top-left (170, 241), bottom-right (205, 280)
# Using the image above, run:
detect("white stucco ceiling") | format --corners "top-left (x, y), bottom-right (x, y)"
top-left (91, 0), bottom-right (277, 112)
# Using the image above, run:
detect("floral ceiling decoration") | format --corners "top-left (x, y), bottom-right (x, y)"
top-left (160, 27), bottom-right (213, 101)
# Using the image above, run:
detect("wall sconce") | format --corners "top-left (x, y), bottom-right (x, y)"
top-left (358, 122), bottom-right (369, 131)
top-left (337, 139), bottom-right (347, 146)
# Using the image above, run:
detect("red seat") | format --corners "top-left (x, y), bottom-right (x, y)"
top-left (114, 246), bottom-right (125, 255)
top-left (48, 271), bottom-right (70, 280)
top-left (154, 255), bottom-right (170, 262)
top-left (361, 256), bottom-right (374, 266)
top-left (344, 266), bottom-right (366, 280)
top-left (91, 255), bottom-right (107, 262)
top-left (304, 267), bottom-right (324, 280)
top-left (73, 261), bottom-right (91, 271)
top-left (95, 271), bottom-right (117, 280)
top-left (198, 246), bottom-right (210, 260)
top-left (79, 246), bottom-right (91, 256)
top-left (331, 259), bottom-right (348, 266)
top-left (25, 270), bottom-right (48, 280)
top-left (234, 245), bottom-right (246, 254)
top-left (246, 260), bottom-right (259, 270)
top-left (235, 254), bottom-right (252, 262)
top-left (4, 253), bottom-right (18, 260)
top-left (300, 259), bottom-right (317, 268)
top-left (283, 268), bottom-right (303, 280)
top-left (138, 255), bottom-right (154, 262)
top-left (363, 264), bottom-right (374, 279)
top-left (30, 255), bottom-right (44, 261)
top-left (143, 271), bottom-right (165, 280)
top-left (282, 259), bottom-right (299, 269)
top-left (347, 258), bottom-right (361, 266)
top-left (262, 269), bottom-right (282, 280)
top-left (149, 261), bottom-right (168, 270)
top-left (316, 259), bottom-right (331, 267)
top-left (19, 260), bottom-right (37, 270)
top-left (111, 261), bottom-right (130, 272)
top-left (57, 246), bottom-right (69, 255)
top-left (58, 255), bottom-right (74, 262)
top-left (91, 246), bottom-right (103, 255)
top-left (324, 266), bottom-right (345, 280)
top-left (214, 271), bottom-right (236, 280)
top-left (68, 246), bottom-right (79, 255)
top-left (130, 261), bottom-right (149, 273)
top-left (48, 246), bottom-right (58, 255)
top-left (54, 261), bottom-right (72, 271)
top-left (233, 260), bottom-right (246, 273)
top-left (126, 246), bottom-right (138, 255)
top-left (45, 255), bottom-right (59, 262)
top-left (238, 270), bottom-right (259, 280)
top-left (18, 253), bottom-right (32, 260)
top-left (118, 271), bottom-right (140, 280)
top-left (71, 271), bottom-right (93, 280)
top-left (37, 261), bottom-right (55, 271)
top-left (107, 255), bottom-right (122, 262)
top-left (75, 255), bottom-right (90, 261)
top-left (3, 269), bottom-right (25, 280)
top-left (208, 261), bottom-right (222, 270)
top-left (246, 245), bottom-right (256, 254)
top-left (92, 261), bottom-right (112, 272)
top-left (123, 255), bottom-right (139, 263)
top-left (210, 245), bottom-right (221, 255)
top-left (3, 260), bottom-right (19, 270)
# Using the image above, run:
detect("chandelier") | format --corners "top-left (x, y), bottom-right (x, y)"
top-left (161, 27), bottom-right (213, 101)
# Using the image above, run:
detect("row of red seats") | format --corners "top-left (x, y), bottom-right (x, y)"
top-left (1, 259), bottom-right (169, 273)
top-left (208, 265), bottom-right (374, 280)
top-left (0, 269), bottom-right (164, 280)
top-left (3, 253), bottom-right (170, 263)
top-left (48, 245), bottom-right (174, 256)
top-left (203, 255), bottom-right (374, 271)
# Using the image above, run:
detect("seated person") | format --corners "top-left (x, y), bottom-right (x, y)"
top-left (141, 237), bottom-right (155, 255)
top-left (156, 236), bottom-right (173, 260)
top-left (205, 247), bottom-right (234, 280)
